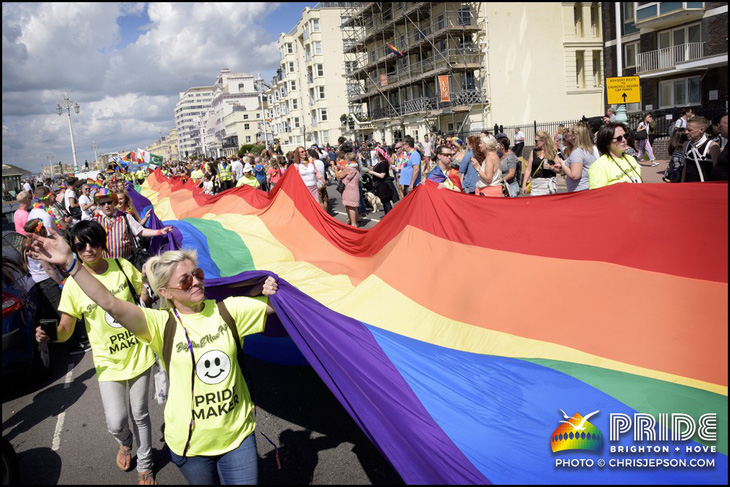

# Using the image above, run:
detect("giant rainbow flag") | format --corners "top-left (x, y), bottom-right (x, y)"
top-left (133, 169), bottom-right (727, 484)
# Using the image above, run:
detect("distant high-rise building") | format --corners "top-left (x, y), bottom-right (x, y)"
top-left (175, 86), bottom-right (214, 158)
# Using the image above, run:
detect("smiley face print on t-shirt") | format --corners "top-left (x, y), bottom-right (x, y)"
top-left (195, 350), bottom-right (231, 385)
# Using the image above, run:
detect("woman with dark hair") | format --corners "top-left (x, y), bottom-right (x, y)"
top-left (635, 113), bottom-right (658, 166)
top-left (368, 147), bottom-right (395, 215)
top-left (589, 122), bottom-right (642, 189)
top-left (34, 220), bottom-right (158, 484)
top-left (498, 137), bottom-right (519, 197)
top-left (663, 128), bottom-right (688, 183)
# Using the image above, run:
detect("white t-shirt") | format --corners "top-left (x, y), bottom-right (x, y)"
top-left (64, 189), bottom-right (77, 212)
top-left (231, 160), bottom-right (244, 180)
top-left (515, 131), bottom-right (525, 142)
top-left (297, 162), bottom-right (323, 188)
top-left (28, 207), bottom-right (56, 235)
top-left (79, 194), bottom-right (94, 220)
top-left (203, 180), bottom-right (214, 194)
top-left (23, 182), bottom-right (32, 192)
top-left (422, 141), bottom-right (432, 157)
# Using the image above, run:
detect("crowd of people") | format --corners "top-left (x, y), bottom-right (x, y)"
top-left (8, 108), bottom-right (727, 486)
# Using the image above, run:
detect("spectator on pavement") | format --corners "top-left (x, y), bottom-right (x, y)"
top-left (459, 138), bottom-right (478, 195)
top-left (522, 131), bottom-right (560, 196)
top-left (681, 116), bottom-right (721, 183)
top-left (557, 122), bottom-right (600, 192)
top-left (471, 135), bottom-right (504, 197)
top-left (663, 128), bottom-right (688, 183)
top-left (498, 137), bottom-right (520, 197)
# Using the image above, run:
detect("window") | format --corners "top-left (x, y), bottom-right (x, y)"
top-left (288, 61), bottom-right (295, 73)
top-left (592, 50), bottom-right (601, 87)
top-left (305, 45), bottom-right (311, 62)
top-left (287, 43), bottom-right (293, 54)
top-left (243, 114), bottom-right (249, 120)
top-left (316, 64), bottom-right (324, 77)
top-left (313, 41), bottom-right (322, 55)
top-left (574, 3), bottom-right (583, 37)
top-left (591, 3), bottom-right (600, 37)
top-left (318, 86), bottom-right (326, 99)
top-left (244, 123), bottom-right (250, 130)
top-left (290, 80), bottom-right (297, 91)
top-left (294, 117), bottom-right (300, 128)
top-left (292, 99), bottom-right (298, 110)
top-left (458, 6), bottom-right (471, 26)
top-left (624, 42), bottom-right (638, 69)
top-left (623, 3), bottom-right (638, 35)
top-left (319, 109), bottom-right (328, 122)
top-left (436, 14), bottom-right (445, 31)
top-left (659, 76), bottom-right (701, 108)
top-left (312, 18), bottom-right (320, 32)
top-left (576, 50), bottom-right (585, 88)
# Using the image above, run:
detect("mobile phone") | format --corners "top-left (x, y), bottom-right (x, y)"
top-left (39, 319), bottom-right (58, 342)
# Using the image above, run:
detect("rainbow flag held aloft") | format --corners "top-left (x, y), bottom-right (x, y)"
top-left (131, 169), bottom-right (728, 484)
top-left (387, 43), bottom-right (404, 57)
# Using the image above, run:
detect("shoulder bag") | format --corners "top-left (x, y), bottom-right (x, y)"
top-left (526, 157), bottom-right (545, 194)
top-left (123, 214), bottom-right (152, 271)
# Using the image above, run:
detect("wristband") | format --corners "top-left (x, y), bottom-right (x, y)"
top-left (62, 256), bottom-right (77, 275)
top-left (156, 229), bottom-right (163, 236)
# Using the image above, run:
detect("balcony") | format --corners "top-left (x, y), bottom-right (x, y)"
top-left (636, 42), bottom-right (704, 73)
top-left (367, 89), bottom-right (488, 121)
top-left (635, 2), bottom-right (705, 30)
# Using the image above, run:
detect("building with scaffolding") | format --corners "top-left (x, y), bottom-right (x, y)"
top-left (341, 2), bottom-right (606, 143)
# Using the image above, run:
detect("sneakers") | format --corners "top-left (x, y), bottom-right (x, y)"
top-left (138, 470), bottom-right (157, 485)
top-left (116, 443), bottom-right (132, 471)
top-left (650, 161), bottom-right (659, 167)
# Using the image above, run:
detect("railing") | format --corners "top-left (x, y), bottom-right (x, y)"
top-left (637, 42), bottom-right (704, 73)
top-left (366, 89), bottom-right (489, 120)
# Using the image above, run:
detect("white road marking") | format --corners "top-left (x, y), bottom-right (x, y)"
top-left (53, 364), bottom-right (75, 450)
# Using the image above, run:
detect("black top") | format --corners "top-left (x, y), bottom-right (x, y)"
top-left (530, 149), bottom-right (558, 179)
top-left (684, 138), bottom-right (714, 182)
top-left (371, 160), bottom-right (393, 201)
top-left (710, 144), bottom-right (728, 181)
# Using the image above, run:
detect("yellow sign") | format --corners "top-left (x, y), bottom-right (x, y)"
top-left (606, 76), bottom-right (641, 105)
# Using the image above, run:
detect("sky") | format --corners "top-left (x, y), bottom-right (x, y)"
top-left (2, 2), bottom-right (317, 174)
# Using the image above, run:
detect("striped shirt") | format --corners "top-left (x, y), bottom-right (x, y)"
top-left (94, 210), bottom-right (142, 259)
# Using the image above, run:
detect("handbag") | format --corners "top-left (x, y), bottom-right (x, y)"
top-left (123, 215), bottom-right (152, 271)
top-left (69, 206), bottom-right (82, 220)
top-left (634, 128), bottom-right (648, 140)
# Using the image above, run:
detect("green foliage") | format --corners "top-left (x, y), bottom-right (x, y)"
top-left (238, 144), bottom-right (264, 157)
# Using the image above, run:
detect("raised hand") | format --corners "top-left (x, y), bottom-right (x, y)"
top-left (27, 232), bottom-right (74, 269)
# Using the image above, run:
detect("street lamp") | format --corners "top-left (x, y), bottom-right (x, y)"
top-left (91, 141), bottom-right (99, 169)
top-left (255, 76), bottom-right (270, 152)
top-left (56, 93), bottom-right (80, 173)
top-left (47, 153), bottom-right (54, 179)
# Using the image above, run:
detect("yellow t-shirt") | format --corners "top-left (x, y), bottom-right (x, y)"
top-left (139, 296), bottom-right (268, 457)
top-left (235, 175), bottom-right (260, 189)
top-left (588, 153), bottom-right (642, 189)
top-left (58, 258), bottom-right (156, 382)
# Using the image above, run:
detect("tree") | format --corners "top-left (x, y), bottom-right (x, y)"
top-left (238, 144), bottom-right (264, 157)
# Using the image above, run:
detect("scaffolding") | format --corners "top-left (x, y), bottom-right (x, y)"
top-left (341, 2), bottom-right (488, 139)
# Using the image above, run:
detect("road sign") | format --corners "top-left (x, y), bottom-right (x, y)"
top-left (606, 76), bottom-right (641, 105)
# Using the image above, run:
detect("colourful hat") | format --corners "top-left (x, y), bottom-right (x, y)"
top-left (94, 187), bottom-right (118, 204)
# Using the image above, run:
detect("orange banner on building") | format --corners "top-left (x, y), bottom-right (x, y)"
top-left (380, 74), bottom-right (388, 87)
top-left (438, 75), bottom-right (450, 102)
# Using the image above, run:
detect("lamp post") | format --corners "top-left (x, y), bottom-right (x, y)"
top-left (91, 141), bottom-right (99, 169)
top-left (47, 153), bottom-right (54, 179)
top-left (255, 77), bottom-right (270, 151)
top-left (57, 93), bottom-right (80, 173)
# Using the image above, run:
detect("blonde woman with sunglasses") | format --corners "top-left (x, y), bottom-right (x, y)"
top-left (556, 123), bottom-right (600, 192)
top-left (28, 229), bottom-right (278, 485)
top-left (522, 131), bottom-right (560, 196)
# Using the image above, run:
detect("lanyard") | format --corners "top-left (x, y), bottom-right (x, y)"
top-left (610, 155), bottom-right (643, 183)
top-left (172, 307), bottom-right (198, 459)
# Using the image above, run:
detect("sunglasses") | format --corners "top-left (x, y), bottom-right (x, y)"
top-left (74, 241), bottom-right (99, 252)
top-left (613, 134), bottom-right (628, 142)
top-left (98, 200), bottom-right (115, 206)
top-left (167, 268), bottom-right (205, 291)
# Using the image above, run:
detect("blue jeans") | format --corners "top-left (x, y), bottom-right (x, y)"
top-left (170, 433), bottom-right (258, 485)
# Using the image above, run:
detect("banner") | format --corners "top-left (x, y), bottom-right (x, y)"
top-left (438, 75), bottom-right (450, 102)
top-left (380, 74), bottom-right (388, 87)
top-left (136, 148), bottom-right (150, 164)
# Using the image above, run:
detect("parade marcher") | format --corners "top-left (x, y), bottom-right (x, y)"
top-left (253, 159), bottom-right (269, 193)
top-left (663, 128), bottom-right (688, 183)
top-left (33, 220), bottom-right (158, 485)
top-left (267, 157), bottom-right (284, 190)
top-left (557, 122), bottom-right (600, 193)
top-left (116, 190), bottom-right (150, 226)
top-left (681, 116), bottom-right (721, 183)
top-left (79, 184), bottom-right (97, 221)
top-left (293, 146), bottom-right (325, 202)
top-left (231, 156), bottom-right (244, 187)
top-left (426, 145), bottom-right (461, 192)
top-left (14, 190), bottom-right (32, 235)
top-left (27, 232), bottom-right (278, 486)
top-left (522, 131), bottom-right (560, 196)
top-left (235, 164), bottom-right (261, 189)
top-left (369, 147), bottom-right (395, 214)
top-left (219, 159), bottom-right (233, 191)
top-left (28, 186), bottom-right (70, 237)
top-left (93, 188), bottom-right (172, 260)
top-left (589, 122), bottom-right (643, 189)
top-left (400, 136), bottom-right (422, 196)
top-left (459, 138), bottom-right (478, 195)
top-left (336, 153), bottom-right (361, 226)
top-left (471, 135), bottom-right (504, 197)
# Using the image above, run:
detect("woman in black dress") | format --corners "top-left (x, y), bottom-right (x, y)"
top-left (368, 147), bottom-right (394, 215)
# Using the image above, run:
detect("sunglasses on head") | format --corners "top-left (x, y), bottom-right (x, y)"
top-left (168, 268), bottom-right (205, 291)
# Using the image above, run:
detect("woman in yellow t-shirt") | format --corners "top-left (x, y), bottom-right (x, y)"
top-left (29, 233), bottom-right (278, 485)
top-left (589, 123), bottom-right (643, 189)
top-left (34, 220), bottom-right (158, 485)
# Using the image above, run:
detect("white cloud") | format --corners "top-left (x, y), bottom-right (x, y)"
top-left (2, 2), bottom-right (285, 173)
